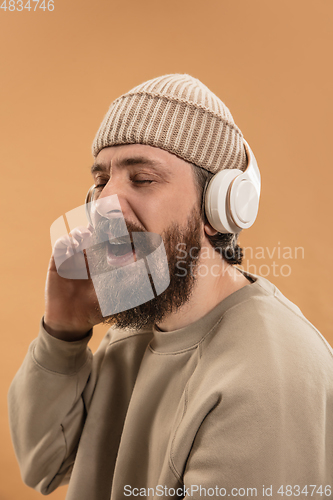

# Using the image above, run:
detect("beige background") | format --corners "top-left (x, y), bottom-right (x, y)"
top-left (1, 0), bottom-right (332, 498)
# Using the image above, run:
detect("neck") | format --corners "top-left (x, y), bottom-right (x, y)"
top-left (156, 250), bottom-right (250, 332)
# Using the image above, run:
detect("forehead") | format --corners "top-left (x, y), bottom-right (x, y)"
top-left (92, 144), bottom-right (193, 178)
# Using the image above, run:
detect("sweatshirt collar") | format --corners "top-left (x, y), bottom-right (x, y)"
top-left (149, 271), bottom-right (271, 354)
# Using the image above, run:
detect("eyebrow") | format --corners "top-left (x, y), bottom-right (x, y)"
top-left (90, 156), bottom-right (171, 176)
top-left (90, 163), bottom-right (108, 174)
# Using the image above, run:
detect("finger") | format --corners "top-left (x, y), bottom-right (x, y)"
top-left (69, 226), bottom-right (94, 250)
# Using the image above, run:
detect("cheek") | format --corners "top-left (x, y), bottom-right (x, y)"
top-left (134, 198), bottom-right (171, 233)
top-left (152, 196), bottom-right (198, 230)
top-left (130, 181), bottom-right (199, 233)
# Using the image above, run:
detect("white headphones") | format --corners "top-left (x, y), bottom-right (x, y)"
top-left (204, 139), bottom-right (261, 234)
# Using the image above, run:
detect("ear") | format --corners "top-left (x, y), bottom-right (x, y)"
top-left (204, 221), bottom-right (218, 236)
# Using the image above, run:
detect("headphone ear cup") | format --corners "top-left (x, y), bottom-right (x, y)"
top-left (204, 139), bottom-right (261, 234)
top-left (228, 176), bottom-right (260, 229)
top-left (205, 169), bottom-right (243, 233)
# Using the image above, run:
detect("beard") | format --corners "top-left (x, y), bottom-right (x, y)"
top-left (84, 207), bottom-right (202, 330)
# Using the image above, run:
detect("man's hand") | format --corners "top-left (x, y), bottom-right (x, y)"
top-left (44, 226), bottom-right (103, 341)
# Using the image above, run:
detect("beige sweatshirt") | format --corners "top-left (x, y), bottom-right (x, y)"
top-left (8, 272), bottom-right (333, 499)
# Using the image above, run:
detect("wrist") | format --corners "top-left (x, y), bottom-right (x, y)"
top-left (43, 317), bottom-right (92, 342)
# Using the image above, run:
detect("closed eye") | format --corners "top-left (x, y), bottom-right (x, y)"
top-left (93, 178), bottom-right (155, 193)
top-left (132, 179), bottom-right (154, 185)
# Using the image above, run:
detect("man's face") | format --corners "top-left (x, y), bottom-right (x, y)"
top-left (90, 144), bottom-right (201, 237)
top-left (88, 144), bottom-right (206, 329)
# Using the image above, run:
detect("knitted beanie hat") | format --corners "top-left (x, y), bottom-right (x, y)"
top-left (92, 74), bottom-right (247, 174)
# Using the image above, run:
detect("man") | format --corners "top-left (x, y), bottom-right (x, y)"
top-left (8, 74), bottom-right (333, 499)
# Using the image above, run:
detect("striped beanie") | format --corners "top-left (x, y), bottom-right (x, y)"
top-left (92, 74), bottom-right (247, 174)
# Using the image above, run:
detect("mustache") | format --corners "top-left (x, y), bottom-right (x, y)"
top-left (94, 216), bottom-right (146, 241)
top-left (89, 216), bottom-right (165, 268)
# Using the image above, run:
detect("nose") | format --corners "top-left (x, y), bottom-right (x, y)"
top-left (93, 172), bottom-right (130, 220)
top-left (90, 188), bottom-right (129, 238)
top-left (94, 192), bottom-right (123, 219)
top-left (89, 175), bottom-right (134, 233)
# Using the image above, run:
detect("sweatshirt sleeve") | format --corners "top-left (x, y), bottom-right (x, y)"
top-left (8, 319), bottom-right (93, 495)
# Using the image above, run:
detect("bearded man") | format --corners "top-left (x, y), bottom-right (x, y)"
top-left (8, 74), bottom-right (333, 500)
